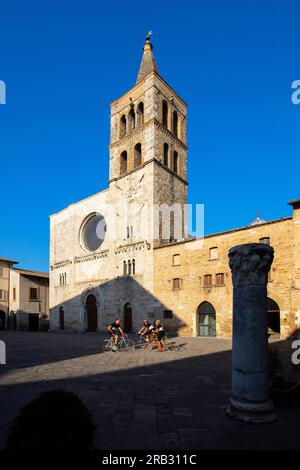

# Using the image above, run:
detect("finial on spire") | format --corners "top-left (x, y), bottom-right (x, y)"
top-left (146, 31), bottom-right (153, 42)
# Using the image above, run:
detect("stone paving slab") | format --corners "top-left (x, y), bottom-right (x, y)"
top-left (0, 331), bottom-right (299, 450)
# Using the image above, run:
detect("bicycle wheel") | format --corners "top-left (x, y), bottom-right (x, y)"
top-left (104, 339), bottom-right (113, 352)
top-left (119, 338), bottom-right (135, 351)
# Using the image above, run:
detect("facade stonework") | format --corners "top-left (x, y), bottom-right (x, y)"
top-left (49, 38), bottom-right (300, 339)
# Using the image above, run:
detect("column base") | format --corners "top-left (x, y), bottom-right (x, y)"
top-left (226, 397), bottom-right (277, 424)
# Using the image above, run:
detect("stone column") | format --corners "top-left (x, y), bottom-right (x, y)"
top-left (226, 243), bottom-right (276, 424)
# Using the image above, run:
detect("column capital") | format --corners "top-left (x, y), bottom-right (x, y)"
top-left (228, 243), bottom-right (274, 287)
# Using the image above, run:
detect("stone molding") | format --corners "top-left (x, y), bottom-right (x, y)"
top-left (115, 240), bottom-right (151, 254)
top-left (50, 260), bottom-right (72, 271)
top-left (74, 250), bottom-right (109, 264)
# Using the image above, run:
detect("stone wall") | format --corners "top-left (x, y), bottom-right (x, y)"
top-left (153, 216), bottom-right (297, 338)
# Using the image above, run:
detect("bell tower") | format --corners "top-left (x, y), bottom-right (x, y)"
top-left (109, 34), bottom-right (188, 245)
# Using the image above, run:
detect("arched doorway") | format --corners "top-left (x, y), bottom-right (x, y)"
top-left (59, 306), bottom-right (64, 330)
top-left (197, 302), bottom-right (216, 337)
top-left (86, 294), bottom-right (97, 332)
top-left (0, 311), bottom-right (5, 330)
top-left (124, 303), bottom-right (133, 333)
top-left (267, 297), bottom-right (280, 336)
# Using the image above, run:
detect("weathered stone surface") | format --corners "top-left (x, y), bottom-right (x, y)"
top-left (227, 243), bottom-right (276, 423)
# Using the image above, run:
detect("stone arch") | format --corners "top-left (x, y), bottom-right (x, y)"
top-left (136, 101), bottom-right (144, 127)
top-left (134, 143), bottom-right (142, 168)
top-left (119, 114), bottom-right (127, 139)
top-left (128, 108), bottom-right (135, 133)
top-left (196, 301), bottom-right (216, 337)
top-left (120, 150), bottom-right (128, 175)
top-left (80, 286), bottom-right (103, 331)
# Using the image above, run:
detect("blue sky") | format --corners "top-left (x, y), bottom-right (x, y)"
top-left (0, 0), bottom-right (299, 272)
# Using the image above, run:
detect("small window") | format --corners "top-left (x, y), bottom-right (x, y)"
top-left (163, 143), bottom-right (169, 166)
top-left (13, 287), bottom-right (16, 301)
top-left (137, 102), bottom-right (144, 127)
top-left (120, 115), bottom-right (127, 139)
top-left (29, 287), bottom-right (39, 301)
top-left (134, 143), bottom-right (142, 168)
top-left (172, 254), bottom-right (180, 266)
top-left (128, 260), bottom-right (132, 275)
top-left (216, 273), bottom-right (225, 286)
top-left (162, 100), bottom-right (168, 127)
top-left (209, 247), bottom-right (218, 260)
top-left (173, 151), bottom-right (178, 174)
top-left (132, 259), bottom-right (136, 275)
top-left (260, 237), bottom-right (270, 245)
top-left (173, 111), bottom-right (178, 137)
top-left (0, 289), bottom-right (8, 300)
top-left (128, 108), bottom-right (135, 132)
top-left (203, 275), bottom-right (212, 287)
top-left (163, 310), bottom-right (173, 319)
top-left (123, 261), bottom-right (127, 276)
top-left (172, 278), bottom-right (182, 290)
top-left (120, 151), bottom-right (128, 175)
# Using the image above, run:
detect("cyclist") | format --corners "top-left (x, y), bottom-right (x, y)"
top-left (152, 320), bottom-right (165, 352)
top-left (107, 319), bottom-right (126, 350)
top-left (138, 320), bottom-right (151, 343)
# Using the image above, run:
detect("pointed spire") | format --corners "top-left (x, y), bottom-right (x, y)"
top-left (136, 32), bottom-right (159, 84)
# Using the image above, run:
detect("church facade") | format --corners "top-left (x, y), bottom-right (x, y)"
top-left (49, 37), bottom-right (300, 339)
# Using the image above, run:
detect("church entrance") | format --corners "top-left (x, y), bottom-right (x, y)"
top-left (124, 303), bottom-right (133, 333)
top-left (197, 302), bottom-right (216, 337)
top-left (267, 297), bottom-right (280, 337)
top-left (86, 294), bottom-right (97, 332)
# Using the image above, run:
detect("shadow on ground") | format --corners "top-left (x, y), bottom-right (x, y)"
top-left (0, 331), bottom-right (299, 450)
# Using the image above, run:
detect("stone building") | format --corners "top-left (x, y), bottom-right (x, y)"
top-left (49, 37), bottom-right (300, 339)
top-left (0, 257), bottom-right (49, 331)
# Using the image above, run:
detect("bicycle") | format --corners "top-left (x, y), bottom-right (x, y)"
top-left (163, 339), bottom-right (188, 352)
top-left (103, 335), bottom-right (135, 352)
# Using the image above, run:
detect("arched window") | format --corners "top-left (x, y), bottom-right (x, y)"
top-left (123, 261), bottom-right (127, 276)
top-left (163, 143), bottom-right (169, 166)
top-left (132, 259), bottom-right (135, 275)
top-left (162, 100), bottom-right (168, 127)
top-left (267, 298), bottom-right (280, 335)
top-left (120, 151), bottom-right (128, 175)
top-left (173, 151), bottom-right (178, 174)
top-left (173, 111), bottom-right (178, 137)
top-left (134, 143), bottom-right (142, 168)
top-left (137, 102), bottom-right (144, 127)
top-left (120, 115), bottom-right (126, 139)
top-left (128, 260), bottom-right (132, 275)
top-left (128, 108), bottom-right (135, 132)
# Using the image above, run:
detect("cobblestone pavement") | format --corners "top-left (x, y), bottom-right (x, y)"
top-left (0, 331), bottom-right (299, 450)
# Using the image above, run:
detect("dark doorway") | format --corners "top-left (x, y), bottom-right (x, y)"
top-left (86, 294), bottom-right (97, 332)
top-left (0, 311), bottom-right (5, 330)
top-left (267, 297), bottom-right (280, 335)
top-left (197, 301), bottom-right (216, 337)
top-left (124, 303), bottom-right (133, 333)
top-left (29, 314), bottom-right (39, 331)
top-left (59, 307), bottom-right (64, 330)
